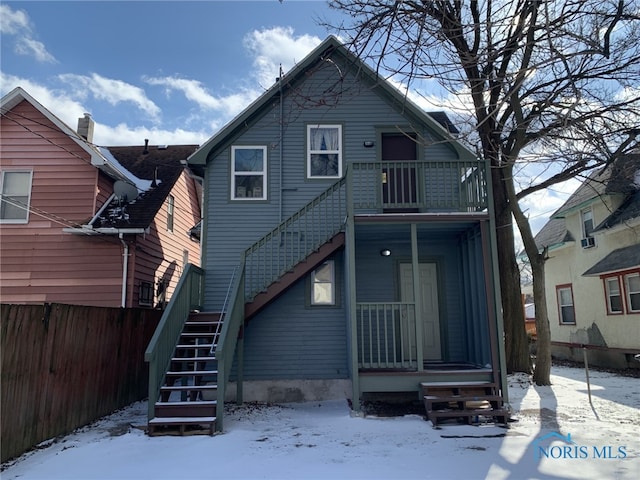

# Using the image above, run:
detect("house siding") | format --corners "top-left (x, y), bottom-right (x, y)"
top-left (203, 52), bottom-right (461, 311)
top-left (0, 100), bottom-right (124, 306)
top-left (235, 251), bottom-right (348, 380)
top-left (130, 171), bottom-right (201, 308)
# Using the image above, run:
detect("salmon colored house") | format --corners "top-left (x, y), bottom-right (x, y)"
top-left (0, 87), bottom-right (201, 308)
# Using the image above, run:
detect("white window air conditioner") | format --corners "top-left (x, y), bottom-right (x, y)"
top-left (581, 237), bottom-right (595, 248)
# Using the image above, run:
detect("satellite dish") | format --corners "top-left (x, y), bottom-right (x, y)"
top-left (113, 181), bottom-right (139, 203)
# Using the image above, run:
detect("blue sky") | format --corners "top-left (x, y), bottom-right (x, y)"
top-left (1, 0), bottom-right (341, 145)
top-left (0, 0), bottom-right (577, 236)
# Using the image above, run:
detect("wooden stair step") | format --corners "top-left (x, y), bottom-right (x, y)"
top-left (175, 343), bottom-right (216, 349)
top-left (166, 370), bottom-right (218, 376)
top-left (155, 401), bottom-right (217, 407)
top-left (424, 395), bottom-right (502, 403)
top-left (420, 381), bottom-right (496, 388)
top-left (160, 385), bottom-right (218, 392)
top-left (171, 356), bottom-right (216, 362)
top-left (148, 416), bottom-right (216, 436)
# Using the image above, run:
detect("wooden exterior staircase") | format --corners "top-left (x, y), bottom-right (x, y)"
top-left (421, 381), bottom-right (508, 428)
top-left (148, 312), bottom-right (220, 436)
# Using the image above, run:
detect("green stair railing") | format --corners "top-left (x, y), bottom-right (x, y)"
top-left (144, 264), bottom-right (204, 421)
top-left (244, 177), bottom-right (347, 300)
top-left (214, 263), bottom-right (245, 432)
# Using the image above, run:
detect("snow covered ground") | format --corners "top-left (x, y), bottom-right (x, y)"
top-left (2, 365), bottom-right (638, 480)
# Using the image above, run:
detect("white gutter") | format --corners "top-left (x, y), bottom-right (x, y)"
top-left (119, 233), bottom-right (129, 308)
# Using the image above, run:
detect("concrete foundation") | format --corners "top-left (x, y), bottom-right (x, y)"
top-left (222, 379), bottom-right (353, 404)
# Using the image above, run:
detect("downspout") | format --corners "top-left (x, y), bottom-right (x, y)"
top-left (119, 233), bottom-right (129, 308)
top-left (278, 67), bottom-right (284, 222)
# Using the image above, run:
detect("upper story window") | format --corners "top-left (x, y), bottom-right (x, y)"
top-left (580, 207), bottom-right (596, 248)
top-left (307, 125), bottom-right (342, 179)
top-left (0, 170), bottom-right (33, 223)
top-left (167, 194), bottom-right (174, 232)
top-left (556, 284), bottom-right (576, 325)
top-left (624, 273), bottom-right (640, 313)
top-left (231, 146), bottom-right (267, 200)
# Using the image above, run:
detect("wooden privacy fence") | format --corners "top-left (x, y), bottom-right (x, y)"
top-left (0, 303), bottom-right (161, 463)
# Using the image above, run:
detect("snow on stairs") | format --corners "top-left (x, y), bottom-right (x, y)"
top-left (148, 312), bottom-right (221, 436)
top-left (421, 381), bottom-right (509, 428)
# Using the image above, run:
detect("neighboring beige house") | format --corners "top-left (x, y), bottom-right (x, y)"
top-left (534, 155), bottom-right (640, 369)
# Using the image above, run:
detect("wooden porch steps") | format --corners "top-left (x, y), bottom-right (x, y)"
top-left (421, 381), bottom-right (508, 428)
top-left (148, 311), bottom-right (222, 436)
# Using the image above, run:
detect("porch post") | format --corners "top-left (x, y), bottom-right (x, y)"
top-left (480, 218), bottom-right (509, 403)
top-left (411, 223), bottom-right (424, 371)
top-left (346, 167), bottom-right (361, 410)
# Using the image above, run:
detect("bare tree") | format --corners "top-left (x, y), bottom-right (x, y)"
top-left (324, 0), bottom-right (640, 384)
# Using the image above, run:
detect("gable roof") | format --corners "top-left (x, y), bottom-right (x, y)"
top-left (0, 87), bottom-right (131, 184)
top-left (188, 36), bottom-right (473, 165)
top-left (91, 144), bottom-right (199, 230)
top-left (535, 153), bottom-right (640, 250)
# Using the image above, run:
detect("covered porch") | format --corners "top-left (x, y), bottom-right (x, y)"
top-left (345, 216), bottom-right (506, 401)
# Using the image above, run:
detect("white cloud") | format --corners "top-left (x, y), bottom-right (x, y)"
top-left (143, 76), bottom-right (258, 119)
top-left (57, 73), bottom-right (161, 120)
top-left (0, 5), bottom-right (56, 63)
top-left (243, 27), bottom-right (322, 88)
top-left (93, 122), bottom-right (210, 147)
top-left (15, 37), bottom-right (56, 64)
top-left (0, 5), bottom-right (30, 34)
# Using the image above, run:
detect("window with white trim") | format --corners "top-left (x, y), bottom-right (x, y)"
top-left (311, 260), bottom-right (335, 305)
top-left (605, 277), bottom-right (623, 314)
top-left (231, 146), bottom-right (267, 200)
top-left (624, 273), bottom-right (640, 313)
top-left (581, 207), bottom-right (594, 238)
top-left (556, 285), bottom-right (576, 325)
top-left (0, 170), bottom-right (33, 223)
top-left (307, 125), bottom-right (342, 179)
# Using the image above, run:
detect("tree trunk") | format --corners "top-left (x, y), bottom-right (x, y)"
top-left (530, 253), bottom-right (552, 385)
top-left (492, 165), bottom-right (531, 374)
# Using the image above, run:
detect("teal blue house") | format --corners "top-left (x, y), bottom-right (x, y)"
top-left (145, 36), bottom-right (509, 435)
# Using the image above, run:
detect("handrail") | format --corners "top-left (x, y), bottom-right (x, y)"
top-left (350, 159), bottom-right (487, 212)
top-left (244, 177), bottom-right (347, 299)
top-left (211, 265), bottom-right (239, 355)
top-left (144, 264), bottom-right (204, 421)
top-left (214, 261), bottom-right (245, 432)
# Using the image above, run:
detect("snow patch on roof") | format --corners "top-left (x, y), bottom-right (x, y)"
top-left (98, 147), bottom-right (156, 192)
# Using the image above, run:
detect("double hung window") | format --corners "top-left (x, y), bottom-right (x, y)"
top-left (0, 170), bottom-right (33, 223)
top-left (625, 273), bottom-right (640, 313)
top-left (307, 125), bottom-right (342, 179)
top-left (556, 285), bottom-right (576, 325)
top-left (231, 146), bottom-right (267, 200)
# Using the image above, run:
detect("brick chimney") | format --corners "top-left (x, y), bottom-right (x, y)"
top-left (77, 113), bottom-right (95, 143)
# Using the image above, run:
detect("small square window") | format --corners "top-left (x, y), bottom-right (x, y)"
top-left (307, 125), bottom-right (342, 179)
top-left (139, 281), bottom-right (153, 307)
top-left (556, 285), bottom-right (576, 325)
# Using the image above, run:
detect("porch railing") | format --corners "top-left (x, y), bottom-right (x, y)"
top-left (145, 264), bottom-right (204, 421)
top-left (350, 159), bottom-right (487, 212)
top-left (356, 302), bottom-right (418, 369)
top-left (244, 177), bottom-right (347, 300)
